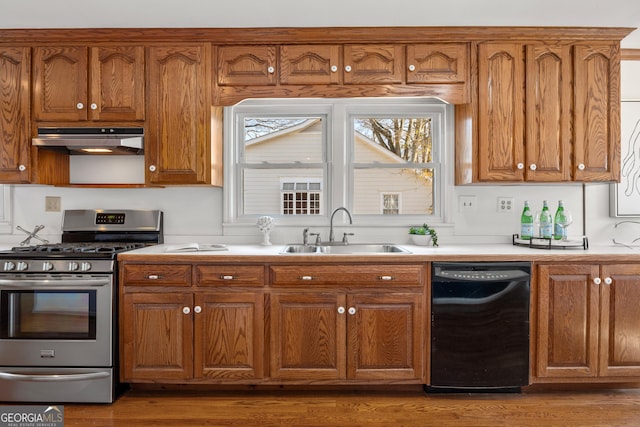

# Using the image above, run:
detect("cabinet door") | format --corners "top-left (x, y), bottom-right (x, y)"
top-left (33, 46), bottom-right (88, 121)
top-left (146, 45), bottom-right (211, 184)
top-left (406, 43), bottom-right (468, 84)
top-left (0, 47), bottom-right (31, 183)
top-left (477, 43), bottom-right (525, 181)
top-left (89, 46), bottom-right (144, 121)
top-left (194, 292), bottom-right (265, 380)
top-left (573, 43), bottom-right (621, 181)
top-left (270, 293), bottom-right (346, 381)
top-left (280, 45), bottom-right (340, 85)
top-left (121, 293), bottom-right (193, 381)
top-left (217, 46), bottom-right (277, 86)
top-left (536, 264), bottom-right (600, 378)
top-left (599, 264), bottom-right (640, 377)
top-left (347, 293), bottom-right (422, 381)
top-left (525, 44), bottom-right (572, 181)
top-left (343, 44), bottom-right (403, 84)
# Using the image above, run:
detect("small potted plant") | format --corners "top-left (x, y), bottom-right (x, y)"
top-left (409, 223), bottom-right (438, 246)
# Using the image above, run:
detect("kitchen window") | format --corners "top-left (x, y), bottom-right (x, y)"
top-left (223, 98), bottom-right (451, 228)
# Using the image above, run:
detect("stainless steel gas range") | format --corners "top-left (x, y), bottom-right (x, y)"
top-left (0, 209), bottom-right (163, 403)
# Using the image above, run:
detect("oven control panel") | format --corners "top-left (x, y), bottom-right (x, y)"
top-left (95, 212), bottom-right (126, 225)
top-left (1, 259), bottom-right (114, 273)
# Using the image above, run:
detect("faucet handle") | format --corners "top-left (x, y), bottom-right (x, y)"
top-left (302, 228), bottom-right (309, 245)
top-left (309, 233), bottom-right (321, 245)
top-left (342, 232), bottom-right (354, 244)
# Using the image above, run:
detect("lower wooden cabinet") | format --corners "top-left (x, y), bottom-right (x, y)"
top-left (270, 292), bottom-right (423, 383)
top-left (120, 261), bottom-right (425, 385)
top-left (535, 263), bottom-right (640, 382)
top-left (121, 290), bottom-right (265, 382)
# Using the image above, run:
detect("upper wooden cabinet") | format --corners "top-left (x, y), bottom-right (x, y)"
top-left (343, 44), bottom-right (403, 84)
top-left (217, 45), bottom-right (277, 86)
top-left (215, 42), bottom-right (471, 105)
top-left (280, 45), bottom-right (340, 85)
top-left (573, 44), bottom-right (621, 181)
top-left (146, 44), bottom-right (214, 185)
top-left (0, 47), bottom-right (31, 183)
top-left (406, 43), bottom-right (468, 84)
top-left (457, 41), bottom-right (621, 184)
top-left (32, 46), bottom-right (144, 122)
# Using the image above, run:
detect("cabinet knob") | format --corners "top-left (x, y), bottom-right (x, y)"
top-left (18, 165), bottom-right (26, 172)
top-left (578, 163), bottom-right (586, 171)
top-left (194, 305), bottom-right (202, 314)
top-left (330, 65), bottom-right (338, 72)
top-left (517, 163), bottom-right (524, 170)
top-left (348, 307), bottom-right (356, 315)
top-left (408, 64), bottom-right (416, 72)
top-left (90, 103), bottom-right (98, 110)
top-left (604, 277), bottom-right (613, 285)
top-left (76, 102), bottom-right (84, 110)
top-left (345, 65), bottom-right (352, 73)
top-left (337, 306), bottom-right (345, 314)
top-left (529, 164), bottom-right (537, 171)
top-left (267, 66), bottom-right (275, 74)
top-left (149, 165), bottom-right (157, 172)
top-left (593, 277), bottom-right (602, 285)
top-left (182, 307), bottom-right (191, 315)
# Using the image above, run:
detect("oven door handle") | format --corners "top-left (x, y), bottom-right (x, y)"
top-left (0, 278), bottom-right (111, 288)
top-left (0, 371), bottom-right (110, 382)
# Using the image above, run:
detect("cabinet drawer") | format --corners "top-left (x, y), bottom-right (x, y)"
top-left (270, 264), bottom-right (424, 287)
top-left (121, 264), bottom-right (191, 286)
top-left (195, 265), bottom-right (265, 287)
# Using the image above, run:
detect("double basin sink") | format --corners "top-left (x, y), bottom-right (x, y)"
top-left (280, 243), bottom-right (411, 254)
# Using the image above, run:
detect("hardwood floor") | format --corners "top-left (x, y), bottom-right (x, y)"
top-left (62, 386), bottom-right (640, 427)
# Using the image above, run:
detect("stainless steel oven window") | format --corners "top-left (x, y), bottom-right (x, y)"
top-left (1, 289), bottom-right (97, 339)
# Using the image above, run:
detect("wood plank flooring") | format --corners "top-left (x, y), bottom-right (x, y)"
top-left (60, 386), bottom-right (640, 427)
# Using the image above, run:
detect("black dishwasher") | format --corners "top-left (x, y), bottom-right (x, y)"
top-left (429, 262), bottom-right (530, 391)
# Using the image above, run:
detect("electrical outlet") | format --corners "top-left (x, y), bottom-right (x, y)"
top-left (497, 197), bottom-right (514, 213)
top-left (459, 195), bottom-right (477, 212)
top-left (45, 196), bottom-right (61, 212)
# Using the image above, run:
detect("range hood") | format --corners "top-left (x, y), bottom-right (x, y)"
top-left (33, 127), bottom-right (144, 155)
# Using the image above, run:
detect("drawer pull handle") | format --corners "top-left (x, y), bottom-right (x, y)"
top-left (146, 275), bottom-right (162, 280)
top-left (378, 275), bottom-right (394, 281)
top-left (220, 275), bottom-right (235, 280)
top-left (299, 276), bottom-right (315, 281)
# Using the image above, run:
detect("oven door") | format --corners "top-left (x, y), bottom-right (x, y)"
top-left (0, 274), bottom-right (112, 367)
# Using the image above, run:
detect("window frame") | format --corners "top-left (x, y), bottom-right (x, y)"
top-left (223, 98), bottom-right (453, 231)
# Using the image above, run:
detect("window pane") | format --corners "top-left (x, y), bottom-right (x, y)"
top-left (243, 169), bottom-right (323, 215)
top-left (354, 118), bottom-right (432, 164)
top-left (244, 117), bottom-right (323, 164)
top-left (353, 168), bottom-right (433, 215)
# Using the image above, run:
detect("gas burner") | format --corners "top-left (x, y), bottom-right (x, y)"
top-left (10, 242), bottom-right (148, 254)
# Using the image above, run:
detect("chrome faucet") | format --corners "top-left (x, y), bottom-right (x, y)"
top-left (329, 207), bottom-right (353, 243)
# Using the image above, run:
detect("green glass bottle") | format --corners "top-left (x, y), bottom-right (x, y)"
top-left (540, 200), bottom-right (553, 239)
top-left (520, 201), bottom-right (533, 240)
top-left (554, 200), bottom-right (566, 240)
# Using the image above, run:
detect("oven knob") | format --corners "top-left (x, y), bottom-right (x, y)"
top-left (16, 262), bottom-right (28, 271)
top-left (68, 262), bottom-right (79, 271)
top-left (80, 262), bottom-right (92, 272)
top-left (42, 261), bottom-right (54, 271)
top-left (3, 261), bottom-right (15, 271)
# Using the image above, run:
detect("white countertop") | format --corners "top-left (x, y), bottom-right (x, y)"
top-left (119, 241), bottom-right (640, 262)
